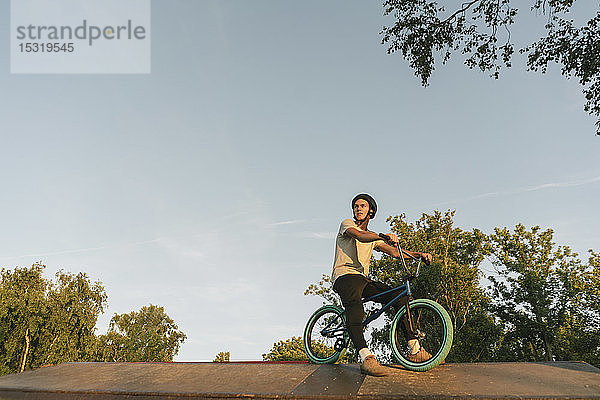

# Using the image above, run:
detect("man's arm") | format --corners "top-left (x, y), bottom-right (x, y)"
top-left (346, 228), bottom-right (401, 257)
top-left (374, 241), bottom-right (401, 258)
top-left (374, 242), bottom-right (431, 263)
top-left (345, 227), bottom-right (433, 264)
top-left (345, 227), bottom-right (390, 244)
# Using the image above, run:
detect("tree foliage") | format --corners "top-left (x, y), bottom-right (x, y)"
top-left (489, 225), bottom-right (600, 364)
top-left (0, 263), bottom-right (187, 375)
top-left (213, 351), bottom-right (230, 362)
top-left (572, 250), bottom-right (600, 367)
top-left (304, 274), bottom-right (340, 306)
top-left (262, 337), bottom-right (308, 361)
top-left (43, 269), bottom-right (107, 365)
top-left (93, 305), bottom-right (186, 362)
top-left (262, 336), bottom-right (353, 363)
top-left (369, 210), bottom-right (501, 362)
top-left (0, 263), bottom-right (107, 375)
top-left (380, 0), bottom-right (600, 134)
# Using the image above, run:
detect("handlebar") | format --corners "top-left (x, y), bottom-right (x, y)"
top-left (378, 232), bottom-right (426, 277)
top-left (378, 233), bottom-right (420, 261)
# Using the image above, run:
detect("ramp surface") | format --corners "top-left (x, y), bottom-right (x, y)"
top-left (0, 361), bottom-right (599, 399)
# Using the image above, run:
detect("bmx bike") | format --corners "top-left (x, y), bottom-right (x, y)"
top-left (303, 236), bottom-right (453, 372)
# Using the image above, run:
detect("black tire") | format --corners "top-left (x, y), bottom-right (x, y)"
top-left (389, 298), bottom-right (453, 371)
top-left (303, 305), bottom-right (349, 364)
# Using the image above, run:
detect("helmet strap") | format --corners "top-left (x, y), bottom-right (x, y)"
top-left (354, 213), bottom-right (370, 228)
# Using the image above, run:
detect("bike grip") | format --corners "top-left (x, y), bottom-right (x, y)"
top-left (378, 233), bottom-right (391, 241)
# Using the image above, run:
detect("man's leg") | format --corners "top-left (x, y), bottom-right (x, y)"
top-left (362, 280), bottom-right (397, 307)
top-left (333, 274), bottom-right (389, 376)
top-left (362, 280), bottom-right (424, 357)
top-left (332, 274), bottom-right (369, 351)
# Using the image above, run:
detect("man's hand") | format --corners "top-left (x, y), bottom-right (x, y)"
top-left (385, 233), bottom-right (398, 246)
top-left (419, 253), bottom-right (433, 265)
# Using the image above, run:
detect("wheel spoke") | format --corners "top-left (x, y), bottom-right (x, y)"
top-left (390, 299), bottom-right (452, 371)
top-left (304, 307), bottom-right (348, 363)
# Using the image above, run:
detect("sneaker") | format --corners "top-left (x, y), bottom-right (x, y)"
top-left (407, 348), bottom-right (432, 363)
top-left (360, 355), bottom-right (389, 377)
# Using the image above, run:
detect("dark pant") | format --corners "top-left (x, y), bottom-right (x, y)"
top-left (333, 274), bottom-right (400, 351)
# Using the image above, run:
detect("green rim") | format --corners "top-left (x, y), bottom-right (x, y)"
top-left (303, 305), bottom-right (348, 364)
top-left (389, 298), bottom-right (453, 372)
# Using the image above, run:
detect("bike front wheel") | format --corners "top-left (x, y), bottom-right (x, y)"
top-left (389, 298), bottom-right (453, 371)
top-left (303, 305), bottom-right (349, 364)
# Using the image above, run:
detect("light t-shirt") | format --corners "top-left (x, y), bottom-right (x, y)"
top-left (331, 219), bottom-right (384, 283)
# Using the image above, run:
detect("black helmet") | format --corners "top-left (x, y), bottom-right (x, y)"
top-left (351, 193), bottom-right (377, 219)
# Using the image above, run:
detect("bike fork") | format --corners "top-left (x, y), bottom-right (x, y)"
top-left (401, 296), bottom-right (416, 336)
top-left (401, 281), bottom-right (418, 339)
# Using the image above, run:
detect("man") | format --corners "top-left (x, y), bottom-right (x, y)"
top-left (332, 193), bottom-right (433, 377)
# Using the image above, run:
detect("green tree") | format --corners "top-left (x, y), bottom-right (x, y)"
top-left (262, 337), bottom-right (307, 361)
top-left (0, 264), bottom-right (48, 374)
top-left (488, 224), bottom-right (589, 362)
top-left (370, 210), bottom-right (501, 362)
top-left (40, 270), bottom-right (107, 366)
top-left (262, 336), bottom-right (353, 363)
top-left (94, 304), bottom-right (186, 362)
top-left (546, 250), bottom-right (600, 367)
top-left (0, 263), bottom-right (107, 375)
top-left (380, 1), bottom-right (600, 134)
top-left (304, 274), bottom-right (340, 306)
top-left (571, 250), bottom-right (600, 366)
top-left (213, 351), bottom-right (230, 362)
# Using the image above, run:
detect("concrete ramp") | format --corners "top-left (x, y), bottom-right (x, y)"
top-left (0, 361), bottom-right (599, 399)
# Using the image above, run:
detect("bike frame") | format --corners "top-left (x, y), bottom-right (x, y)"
top-left (362, 282), bottom-right (411, 327)
top-left (320, 246), bottom-right (423, 340)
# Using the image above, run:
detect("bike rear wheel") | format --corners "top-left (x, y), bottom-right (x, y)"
top-left (389, 298), bottom-right (453, 371)
top-left (303, 305), bottom-right (349, 364)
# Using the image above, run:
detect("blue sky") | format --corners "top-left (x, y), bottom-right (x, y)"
top-left (1, 0), bottom-right (599, 361)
